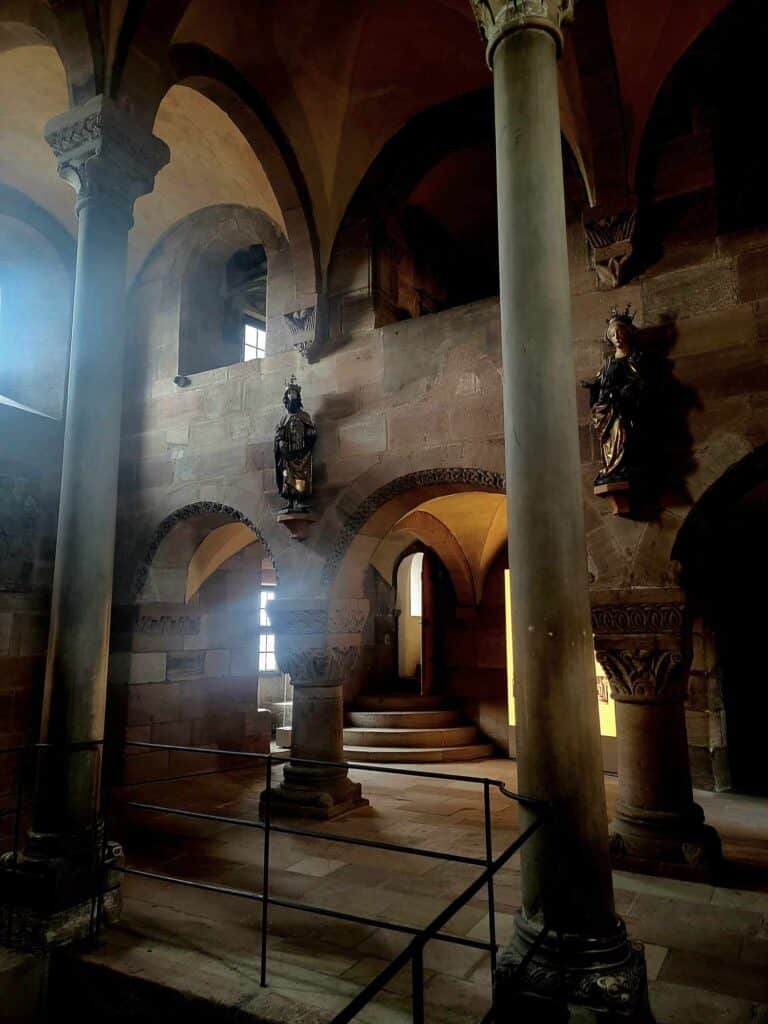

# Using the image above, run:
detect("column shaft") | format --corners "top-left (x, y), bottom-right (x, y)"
top-left (494, 25), bottom-right (614, 935)
top-left (36, 200), bottom-right (130, 835)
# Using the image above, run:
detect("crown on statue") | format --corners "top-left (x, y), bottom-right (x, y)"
top-left (606, 304), bottom-right (636, 327)
top-left (283, 373), bottom-right (301, 393)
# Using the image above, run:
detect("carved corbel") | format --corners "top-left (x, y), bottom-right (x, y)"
top-left (584, 209), bottom-right (638, 290)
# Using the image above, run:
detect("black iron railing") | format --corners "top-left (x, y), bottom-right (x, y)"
top-left (0, 740), bottom-right (565, 1022)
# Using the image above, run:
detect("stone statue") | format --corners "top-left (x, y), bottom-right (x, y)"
top-left (583, 306), bottom-right (647, 497)
top-left (274, 376), bottom-right (317, 512)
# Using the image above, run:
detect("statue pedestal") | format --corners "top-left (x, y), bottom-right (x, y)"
top-left (594, 480), bottom-right (631, 516)
top-left (276, 511), bottom-right (319, 541)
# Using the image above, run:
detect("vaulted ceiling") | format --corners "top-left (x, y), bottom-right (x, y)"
top-left (0, 0), bottom-right (740, 279)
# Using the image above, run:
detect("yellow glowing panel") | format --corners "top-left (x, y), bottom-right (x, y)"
top-left (504, 570), bottom-right (616, 737)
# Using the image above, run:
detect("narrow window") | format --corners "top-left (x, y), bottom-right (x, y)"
top-left (259, 586), bottom-right (277, 671)
top-left (243, 318), bottom-right (267, 361)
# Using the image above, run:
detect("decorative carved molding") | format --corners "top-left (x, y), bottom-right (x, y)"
top-left (584, 209), bottom-right (637, 290)
top-left (132, 502), bottom-right (274, 599)
top-left (321, 467), bottom-right (504, 585)
top-left (136, 615), bottom-right (200, 636)
top-left (268, 604), bottom-right (369, 637)
top-left (596, 648), bottom-right (687, 704)
top-left (44, 96), bottom-right (170, 220)
top-left (592, 603), bottom-right (685, 637)
top-left (470, 0), bottom-right (575, 62)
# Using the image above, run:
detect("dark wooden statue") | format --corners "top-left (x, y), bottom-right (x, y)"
top-left (274, 375), bottom-right (317, 512)
top-left (583, 306), bottom-right (647, 504)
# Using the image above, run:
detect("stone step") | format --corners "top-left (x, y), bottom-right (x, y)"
top-left (342, 725), bottom-right (479, 748)
top-left (274, 728), bottom-right (494, 763)
top-left (345, 709), bottom-right (462, 729)
top-left (342, 743), bottom-right (495, 763)
top-left (353, 694), bottom-right (448, 711)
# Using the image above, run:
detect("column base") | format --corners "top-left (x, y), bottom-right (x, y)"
top-left (0, 887), bottom-right (121, 952)
top-left (610, 801), bottom-right (722, 882)
top-left (495, 913), bottom-right (652, 1023)
top-left (260, 764), bottom-right (368, 821)
top-left (0, 829), bottom-right (124, 951)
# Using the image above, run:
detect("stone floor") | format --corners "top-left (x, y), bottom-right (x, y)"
top-left (77, 757), bottom-right (768, 1023)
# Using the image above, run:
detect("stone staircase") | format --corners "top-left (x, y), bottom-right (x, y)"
top-left (275, 693), bottom-right (494, 763)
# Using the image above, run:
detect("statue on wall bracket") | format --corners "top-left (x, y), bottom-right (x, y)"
top-left (275, 375), bottom-right (319, 540)
top-left (583, 305), bottom-right (649, 515)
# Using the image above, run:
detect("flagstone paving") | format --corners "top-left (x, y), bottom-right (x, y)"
top-left (77, 757), bottom-right (768, 1023)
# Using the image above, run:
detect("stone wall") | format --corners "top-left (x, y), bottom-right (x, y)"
top-left (109, 539), bottom-right (271, 785)
top-left (112, 189), bottom-right (768, 791)
top-left (0, 402), bottom-right (62, 803)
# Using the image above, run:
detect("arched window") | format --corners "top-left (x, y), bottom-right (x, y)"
top-left (178, 238), bottom-right (269, 376)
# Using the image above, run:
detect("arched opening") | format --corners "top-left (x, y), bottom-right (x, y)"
top-left (675, 443), bottom-right (768, 795)
top-left (111, 504), bottom-right (282, 785)
top-left (636, 0), bottom-right (768, 249)
top-left (319, 470), bottom-right (616, 764)
top-left (0, 191), bottom-right (73, 418)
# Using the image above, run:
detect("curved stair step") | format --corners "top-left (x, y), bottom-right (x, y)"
top-left (343, 725), bottom-right (479, 748)
top-left (342, 743), bottom-right (495, 763)
top-left (353, 694), bottom-right (447, 711)
top-left (346, 710), bottom-right (462, 729)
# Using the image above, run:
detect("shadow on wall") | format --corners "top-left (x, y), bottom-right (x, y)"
top-left (674, 442), bottom-right (768, 795)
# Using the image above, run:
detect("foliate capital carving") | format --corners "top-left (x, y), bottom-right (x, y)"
top-left (596, 648), bottom-right (687, 704)
top-left (470, 0), bottom-right (574, 64)
top-left (269, 597), bottom-right (368, 685)
top-left (44, 96), bottom-right (170, 222)
top-left (274, 638), bottom-right (360, 686)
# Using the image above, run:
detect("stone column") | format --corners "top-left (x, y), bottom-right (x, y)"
top-left (0, 97), bottom-right (169, 947)
top-left (262, 597), bottom-right (369, 819)
top-left (593, 596), bottom-right (721, 881)
top-left (469, 3), bottom-right (648, 1019)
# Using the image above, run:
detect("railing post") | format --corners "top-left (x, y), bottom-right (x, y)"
top-left (260, 754), bottom-right (272, 988)
top-left (6, 747), bottom-right (24, 944)
top-left (412, 943), bottom-right (425, 1024)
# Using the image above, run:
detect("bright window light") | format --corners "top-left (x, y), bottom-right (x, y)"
top-left (244, 321), bottom-right (266, 361)
top-left (259, 586), bottom-right (277, 670)
top-left (410, 552), bottom-right (423, 617)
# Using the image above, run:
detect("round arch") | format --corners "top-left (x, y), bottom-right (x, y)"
top-left (133, 500), bottom-right (276, 601)
top-left (321, 466), bottom-right (505, 593)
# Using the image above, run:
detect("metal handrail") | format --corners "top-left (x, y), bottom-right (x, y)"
top-left (0, 739), bottom-right (555, 1021)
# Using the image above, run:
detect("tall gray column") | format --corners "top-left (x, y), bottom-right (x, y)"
top-left (469, 3), bottom-right (649, 1019)
top-left (262, 597), bottom-right (369, 819)
top-left (0, 97), bottom-right (168, 948)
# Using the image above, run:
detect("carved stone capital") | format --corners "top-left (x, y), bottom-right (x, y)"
top-left (470, 0), bottom-right (574, 64)
top-left (269, 597), bottom-right (368, 686)
top-left (596, 647), bottom-right (687, 704)
top-left (592, 601), bottom-right (689, 704)
top-left (44, 96), bottom-right (170, 222)
top-left (584, 209), bottom-right (638, 290)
